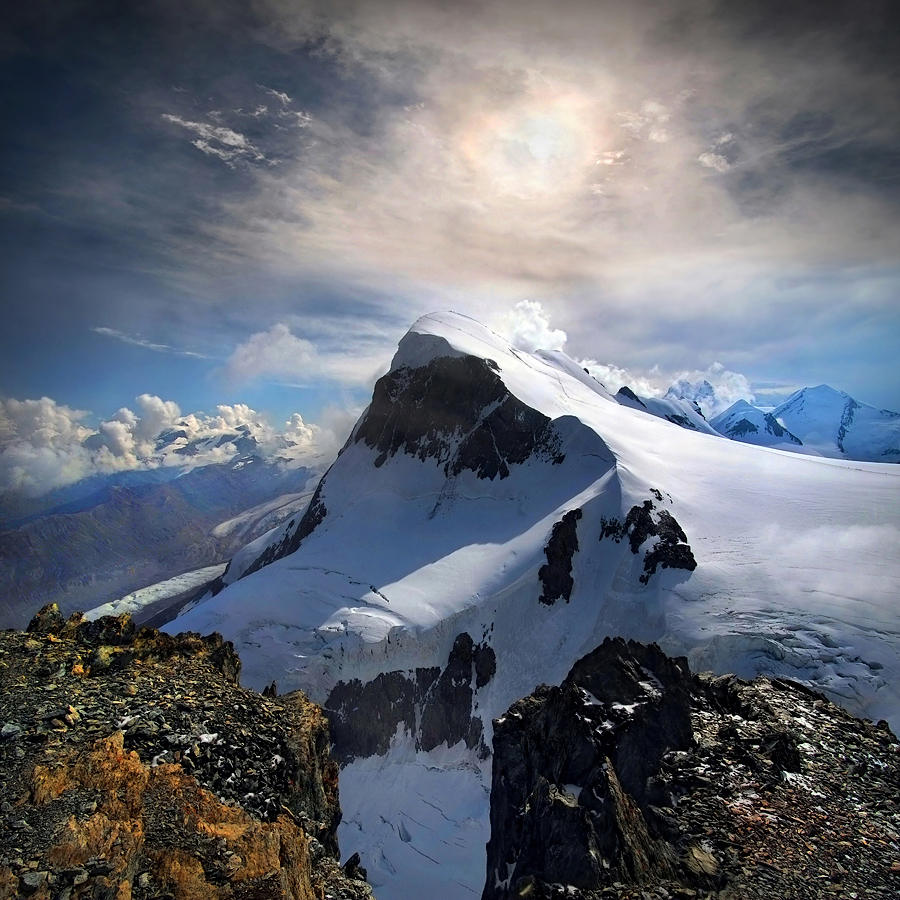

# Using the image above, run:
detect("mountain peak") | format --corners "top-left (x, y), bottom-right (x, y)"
top-left (391, 311), bottom-right (512, 373)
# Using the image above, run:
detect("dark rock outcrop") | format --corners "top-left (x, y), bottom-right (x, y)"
top-left (325, 631), bottom-right (495, 763)
top-left (483, 639), bottom-right (900, 900)
top-left (664, 413), bottom-right (699, 431)
top-left (484, 639), bottom-right (692, 898)
top-left (0, 606), bottom-right (372, 900)
top-left (354, 356), bottom-right (565, 479)
top-left (538, 509), bottom-right (583, 605)
top-left (615, 387), bottom-right (646, 408)
top-left (599, 497), bottom-right (696, 584)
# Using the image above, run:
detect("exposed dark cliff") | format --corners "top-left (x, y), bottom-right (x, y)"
top-left (0, 605), bottom-right (372, 900)
top-left (538, 509), bottom-right (583, 605)
top-left (354, 356), bottom-right (565, 478)
top-left (325, 631), bottom-right (496, 763)
top-left (483, 638), bottom-right (900, 900)
top-left (599, 496), bottom-right (696, 584)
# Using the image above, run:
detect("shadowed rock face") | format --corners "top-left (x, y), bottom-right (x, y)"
top-left (483, 639), bottom-right (900, 900)
top-left (615, 386), bottom-right (646, 408)
top-left (325, 632), bottom-right (496, 764)
top-left (538, 508), bottom-right (583, 605)
top-left (354, 356), bottom-right (565, 479)
top-left (484, 639), bottom-right (692, 898)
top-left (0, 605), bottom-right (373, 900)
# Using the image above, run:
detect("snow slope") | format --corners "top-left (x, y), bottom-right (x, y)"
top-left (173, 311), bottom-right (900, 900)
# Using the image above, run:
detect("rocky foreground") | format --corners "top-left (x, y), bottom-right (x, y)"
top-left (0, 605), bottom-right (372, 900)
top-left (485, 638), bottom-right (900, 900)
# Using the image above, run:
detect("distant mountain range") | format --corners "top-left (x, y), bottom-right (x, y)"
top-left (0, 421), bottom-right (322, 628)
top-left (621, 381), bottom-right (900, 463)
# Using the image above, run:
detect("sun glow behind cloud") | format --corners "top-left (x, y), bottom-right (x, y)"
top-left (455, 80), bottom-right (602, 201)
top-left (2, 0), bottom-right (900, 439)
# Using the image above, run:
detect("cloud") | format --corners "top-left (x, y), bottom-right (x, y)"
top-left (212, 0), bottom-right (900, 305)
top-left (0, 392), bottom-right (347, 499)
top-left (92, 327), bottom-right (208, 358)
top-left (0, 398), bottom-right (98, 496)
top-left (162, 113), bottom-right (266, 166)
top-left (698, 152), bottom-right (731, 173)
top-left (669, 362), bottom-right (756, 417)
top-left (754, 522), bottom-right (900, 611)
top-left (579, 361), bottom-right (660, 398)
top-left (222, 323), bottom-right (317, 384)
top-left (258, 85), bottom-right (292, 106)
top-left (575, 358), bottom-right (755, 417)
top-left (495, 300), bottom-right (567, 352)
top-left (220, 322), bottom-right (387, 387)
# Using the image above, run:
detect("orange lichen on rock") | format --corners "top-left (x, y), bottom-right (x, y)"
top-left (0, 611), bottom-right (373, 900)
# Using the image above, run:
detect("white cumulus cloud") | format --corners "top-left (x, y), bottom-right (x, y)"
top-left (495, 300), bottom-right (567, 352)
top-left (222, 323), bottom-right (318, 385)
top-left (0, 392), bottom-right (348, 499)
top-left (579, 361), bottom-right (661, 398)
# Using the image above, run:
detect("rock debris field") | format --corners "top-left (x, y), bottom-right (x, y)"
top-left (0, 604), bottom-right (371, 900)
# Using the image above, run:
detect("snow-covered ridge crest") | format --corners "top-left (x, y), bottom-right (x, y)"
top-left (391, 311), bottom-right (517, 372)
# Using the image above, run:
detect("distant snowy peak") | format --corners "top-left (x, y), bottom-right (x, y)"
top-left (772, 385), bottom-right (900, 462)
top-left (615, 387), bottom-right (719, 436)
top-left (155, 421), bottom-right (261, 456)
top-left (665, 378), bottom-right (716, 415)
top-left (711, 400), bottom-right (802, 447)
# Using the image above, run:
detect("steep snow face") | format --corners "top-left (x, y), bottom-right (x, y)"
top-left (711, 399), bottom-right (804, 449)
top-left (173, 311), bottom-right (900, 900)
top-left (615, 387), bottom-right (719, 436)
top-left (772, 385), bottom-right (900, 462)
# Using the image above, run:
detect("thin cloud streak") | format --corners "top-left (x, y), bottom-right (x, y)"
top-left (91, 327), bottom-right (210, 359)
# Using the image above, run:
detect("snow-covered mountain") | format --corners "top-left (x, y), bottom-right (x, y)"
top-left (172, 311), bottom-right (900, 900)
top-left (664, 377), bottom-right (717, 416)
top-left (708, 386), bottom-right (900, 462)
top-left (614, 385), bottom-right (719, 435)
top-left (710, 399), bottom-right (804, 449)
top-left (772, 384), bottom-right (900, 462)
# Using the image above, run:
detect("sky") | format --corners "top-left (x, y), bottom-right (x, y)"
top-left (1, 0), bottom-right (899, 497)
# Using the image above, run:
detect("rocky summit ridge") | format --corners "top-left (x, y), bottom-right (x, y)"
top-left (484, 638), bottom-right (900, 900)
top-left (0, 604), bottom-right (372, 900)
